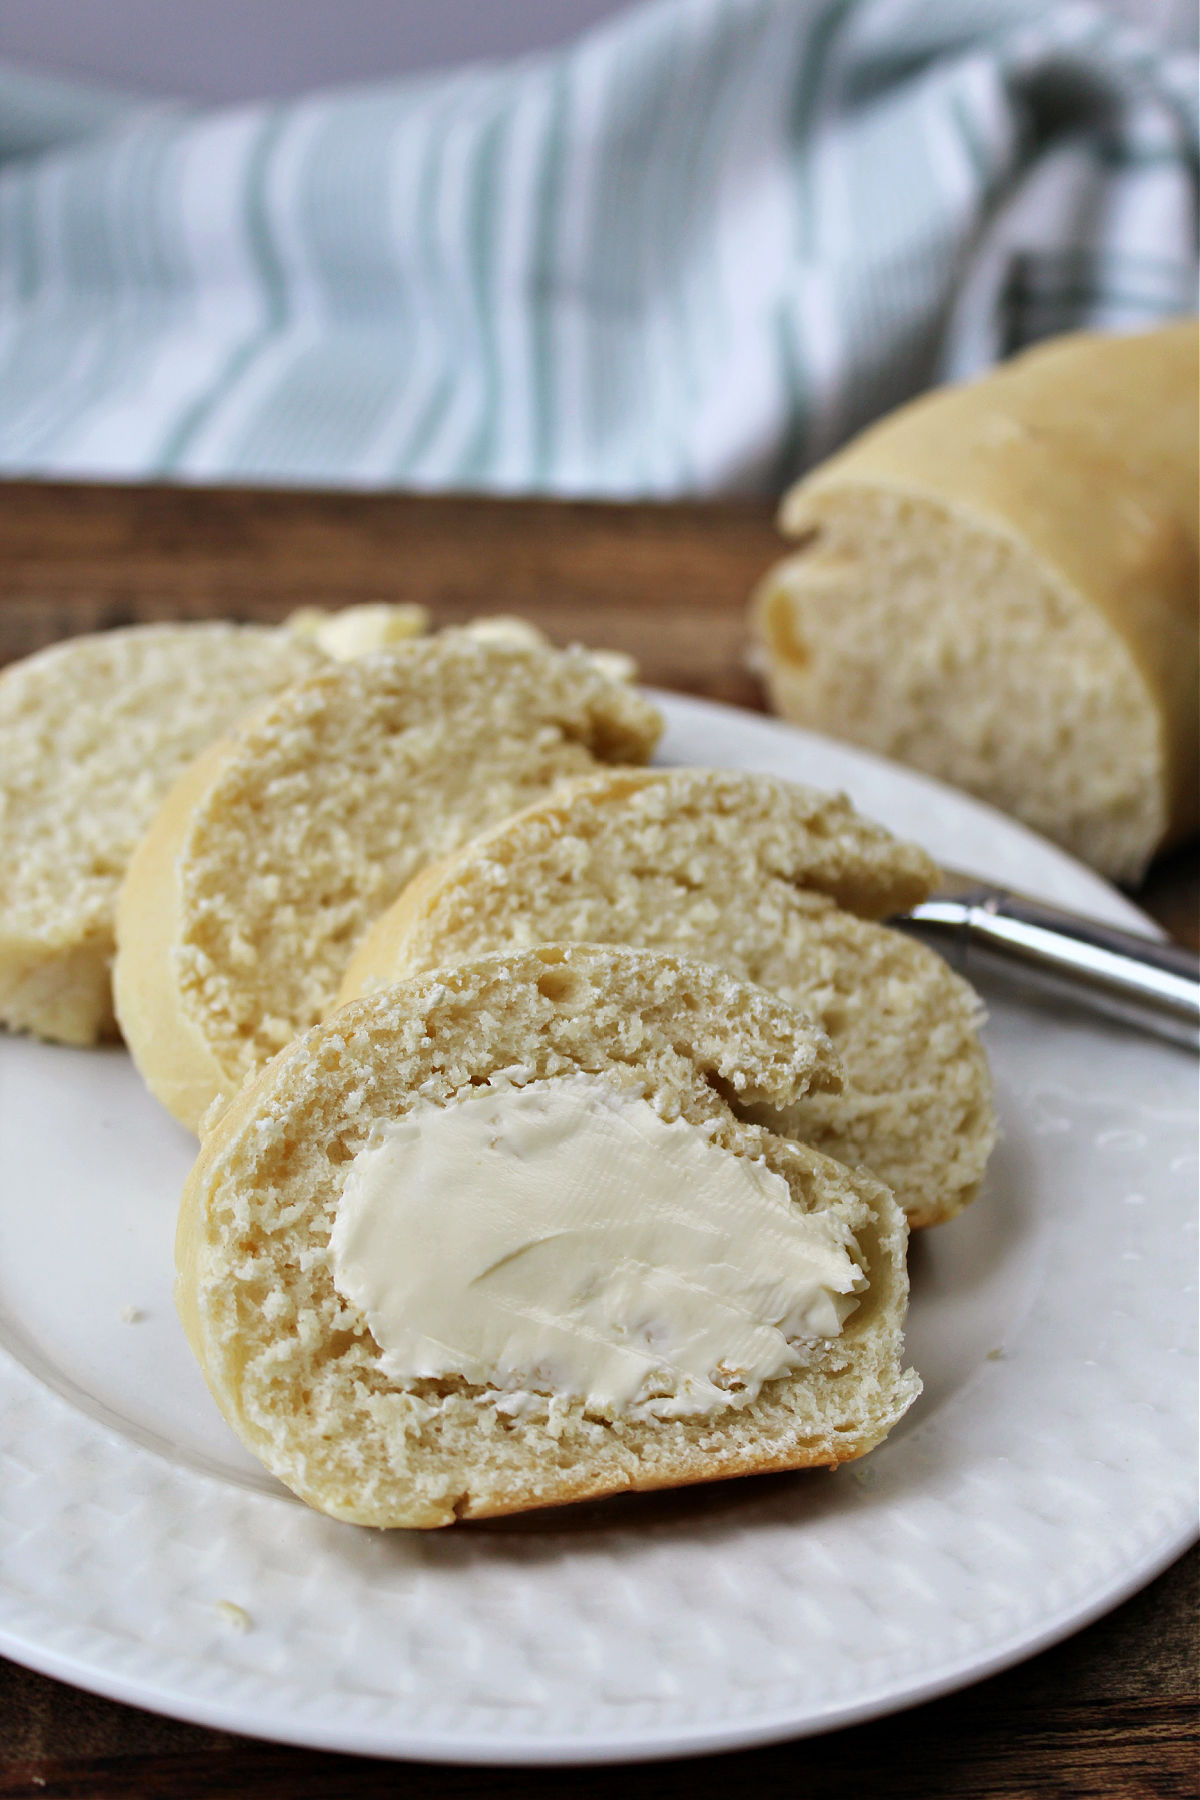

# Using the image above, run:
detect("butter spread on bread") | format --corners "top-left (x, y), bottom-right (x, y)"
top-left (330, 1073), bottom-right (866, 1419)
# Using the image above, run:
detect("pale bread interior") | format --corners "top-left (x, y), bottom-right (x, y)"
top-left (0, 623), bottom-right (327, 1044)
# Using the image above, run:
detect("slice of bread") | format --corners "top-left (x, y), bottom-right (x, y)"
top-left (0, 623), bottom-right (329, 1046)
top-left (752, 322), bottom-right (1199, 881)
top-left (177, 944), bottom-right (920, 1527)
top-left (339, 768), bottom-right (993, 1228)
top-left (113, 635), bottom-right (663, 1132)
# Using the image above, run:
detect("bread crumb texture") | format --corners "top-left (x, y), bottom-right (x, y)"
top-left (0, 622), bottom-right (326, 1043)
top-left (343, 768), bottom-right (994, 1227)
top-left (121, 634), bottom-right (661, 1124)
top-left (177, 946), bottom-right (918, 1528)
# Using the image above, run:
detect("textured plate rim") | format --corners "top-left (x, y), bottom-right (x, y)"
top-left (0, 1501), bottom-right (1194, 1766)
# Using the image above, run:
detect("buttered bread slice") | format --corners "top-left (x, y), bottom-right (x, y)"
top-left (177, 945), bottom-right (920, 1527)
top-left (114, 635), bottom-right (662, 1132)
top-left (0, 623), bottom-right (330, 1046)
top-left (340, 768), bottom-right (994, 1227)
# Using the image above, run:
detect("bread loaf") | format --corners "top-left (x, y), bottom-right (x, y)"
top-left (177, 945), bottom-right (919, 1526)
top-left (752, 323), bottom-right (1199, 881)
top-left (340, 768), bottom-right (994, 1227)
top-left (113, 635), bottom-right (663, 1131)
top-left (0, 623), bottom-right (328, 1045)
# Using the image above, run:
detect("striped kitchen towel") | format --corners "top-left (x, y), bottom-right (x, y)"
top-left (0, 0), bottom-right (1194, 498)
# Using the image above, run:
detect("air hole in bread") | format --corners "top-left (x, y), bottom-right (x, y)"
top-left (702, 1069), bottom-right (778, 1132)
top-left (819, 1003), bottom-right (848, 1038)
top-left (536, 966), bottom-right (585, 1006)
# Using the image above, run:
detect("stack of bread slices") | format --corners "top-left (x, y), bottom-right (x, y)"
top-left (1, 605), bottom-right (994, 1528)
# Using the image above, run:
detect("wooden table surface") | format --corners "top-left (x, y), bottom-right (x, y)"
top-left (0, 479), bottom-right (1195, 1799)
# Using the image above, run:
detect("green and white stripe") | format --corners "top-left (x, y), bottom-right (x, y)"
top-left (0, 0), bottom-right (1194, 496)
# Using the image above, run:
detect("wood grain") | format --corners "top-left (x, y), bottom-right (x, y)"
top-left (0, 479), bottom-right (778, 710)
top-left (0, 479), bottom-right (1194, 1799)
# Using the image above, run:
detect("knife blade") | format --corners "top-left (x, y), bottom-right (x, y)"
top-left (892, 872), bottom-right (1200, 1051)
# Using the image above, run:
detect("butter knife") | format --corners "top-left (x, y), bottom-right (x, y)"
top-left (894, 872), bottom-right (1200, 1051)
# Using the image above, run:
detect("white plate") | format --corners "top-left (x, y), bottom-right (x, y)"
top-left (0, 693), bottom-right (1195, 1765)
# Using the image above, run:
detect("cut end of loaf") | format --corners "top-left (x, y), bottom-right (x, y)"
top-left (754, 485), bottom-right (1168, 882)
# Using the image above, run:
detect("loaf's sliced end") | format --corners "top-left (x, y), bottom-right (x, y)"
top-left (178, 946), bottom-right (917, 1528)
top-left (754, 485), bottom-right (1168, 882)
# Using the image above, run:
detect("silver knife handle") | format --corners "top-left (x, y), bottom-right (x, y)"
top-left (904, 887), bottom-right (1200, 1051)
